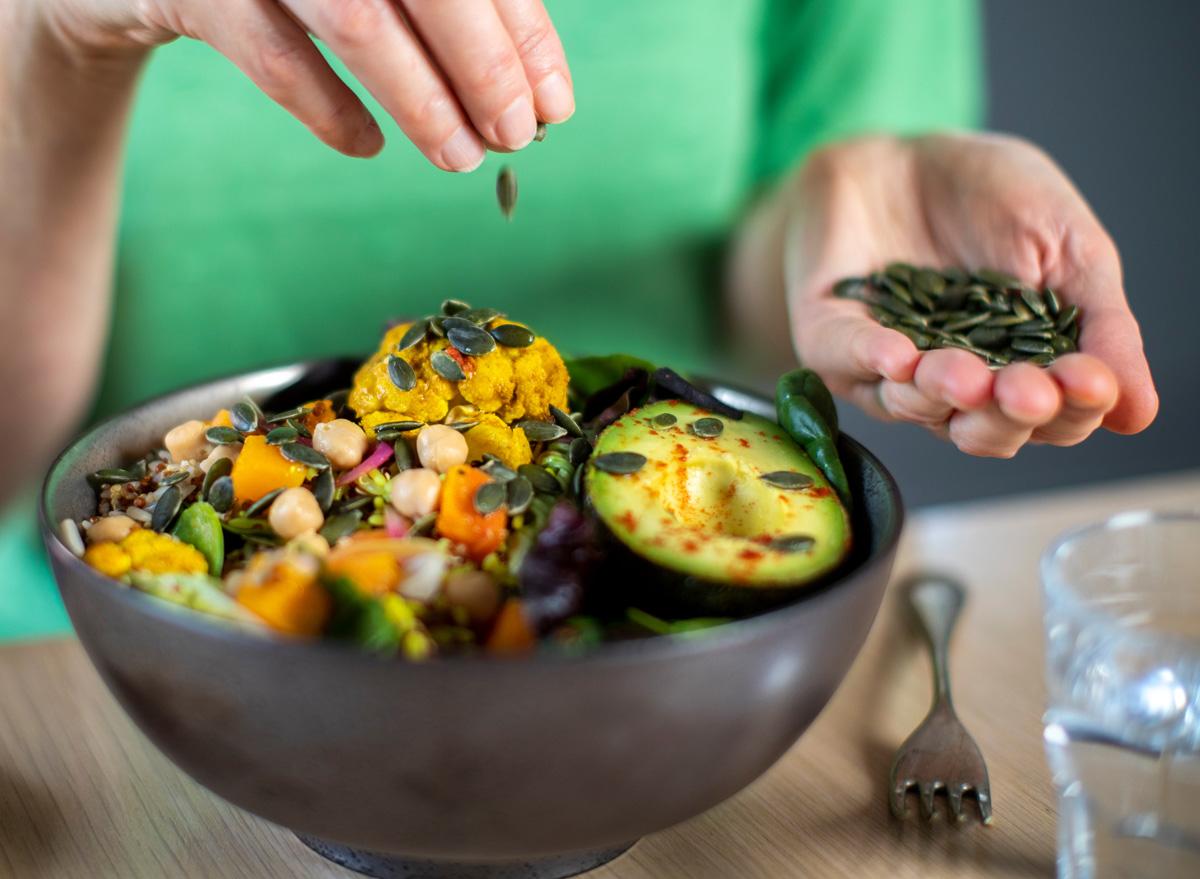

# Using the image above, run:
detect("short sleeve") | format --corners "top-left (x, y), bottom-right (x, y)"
top-left (753, 0), bottom-right (985, 184)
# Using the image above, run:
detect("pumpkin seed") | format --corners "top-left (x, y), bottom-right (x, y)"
top-left (409, 512), bottom-right (437, 538)
top-left (534, 121), bottom-right (547, 142)
top-left (759, 471), bottom-right (814, 490)
top-left (691, 417), bottom-right (724, 438)
top-left (207, 476), bottom-right (234, 514)
top-left (910, 285), bottom-right (936, 313)
top-left (518, 463), bottom-right (561, 493)
top-left (281, 443), bottom-right (331, 469)
top-left (396, 320), bottom-right (430, 351)
top-left (1010, 338), bottom-right (1055, 355)
top-left (286, 418), bottom-right (312, 439)
top-left (473, 481), bottom-right (506, 515)
top-left (975, 268), bottom-right (1024, 289)
top-left (313, 467), bottom-right (335, 515)
top-left (885, 262), bottom-right (914, 285)
top-left (769, 534), bottom-right (816, 552)
top-left (161, 470), bottom-right (192, 487)
top-left (320, 511), bottom-right (361, 544)
top-left (1055, 304), bottom-right (1079, 333)
top-left (1044, 288), bottom-right (1062, 316)
top-left (333, 494), bottom-right (375, 514)
top-left (1021, 286), bottom-right (1048, 317)
top-left (942, 312), bottom-right (991, 333)
top-left (833, 278), bottom-right (865, 299)
top-left (982, 313), bottom-right (1027, 328)
top-left (393, 438), bottom-right (413, 471)
top-left (90, 467), bottom-right (140, 485)
top-left (205, 426), bottom-right (242, 445)
top-left (592, 452), bottom-right (647, 475)
top-left (572, 461), bottom-right (585, 498)
top-left (878, 276), bottom-right (914, 307)
top-left (897, 327), bottom-right (934, 349)
top-left (373, 420), bottom-right (423, 433)
top-left (430, 349), bottom-right (467, 381)
top-left (489, 323), bottom-right (535, 348)
top-left (550, 405), bottom-right (583, 437)
top-left (230, 401), bottom-right (258, 434)
top-left (266, 426), bottom-right (298, 446)
top-left (570, 436), bottom-right (592, 466)
top-left (201, 457), bottom-right (234, 500)
top-left (460, 307), bottom-right (503, 326)
top-left (651, 413), bottom-right (678, 428)
top-left (481, 459), bottom-right (518, 483)
top-left (914, 268), bottom-right (946, 297)
top-left (1051, 334), bottom-right (1077, 354)
top-left (518, 420), bottom-right (568, 442)
top-left (441, 299), bottom-right (471, 316)
top-left (441, 316), bottom-right (479, 334)
top-left (267, 405), bottom-right (311, 424)
top-left (150, 485), bottom-right (183, 532)
top-left (387, 355), bottom-right (417, 392)
top-left (449, 422), bottom-right (478, 433)
top-left (375, 430), bottom-right (403, 445)
top-left (447, 325), bottom-right (496, 357)
top-left (1028, 353), bottom-right (1057, 366)
top-left (937, 284), bottom-right (968, 311)
top-left (429, 315), bottom-right (447, 338)
top-left (496, 165), bottom-right (518, 220)
top-left (966, 326), bottom-right (1009, 349)
top-left (505, 476), bottom-right (534, 515)
top-left (246, 487), bottom-right (285, 518)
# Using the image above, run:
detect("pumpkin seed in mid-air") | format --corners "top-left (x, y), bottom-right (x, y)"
top-left (534, 121), bottom-right (547, 143)
top-left (387, 355), bottom-right (417, 392)
top-left (473, 481), bottom-right (507, 515)
top-left (651, 413), bottom-right (678, 428)
top-left (396, 319), bottom-right (430, 351)
top-left (691, 417), bottom-right (724, 439)
top-left (150, 485), bottom-right (183, 532)
top-left (489, 323), bottom-right (535, 348)
top-left (448, 325), bottom-right (497, 357)
top-left (496, 165), bottom-right (518, 220)
top-left (759, 471), bottom-right (814, 490)
top-left (430, 349), bottom-right (467, 382)
top-left (592, 452), bottom-right (648, 475)
top-left (281, 443), bottom-right (331, 470)
top-left (517, 420), bottom-right (568, 443)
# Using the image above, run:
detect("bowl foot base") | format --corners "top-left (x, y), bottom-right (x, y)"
top-left (295, 834), bottom-right (637, 879)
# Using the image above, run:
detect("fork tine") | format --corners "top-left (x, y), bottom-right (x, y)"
top-left (947, 784), bottom-right (965, 822)
top-left (919, 781), bottom-right (941, 820)
top-left (890, 780), bottom-right (913, 819)
top-left (976, 786), bottom-right (994, 825)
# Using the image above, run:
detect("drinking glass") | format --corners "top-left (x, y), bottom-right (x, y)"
top-left (1041, 511), bottom-right (1200, 879)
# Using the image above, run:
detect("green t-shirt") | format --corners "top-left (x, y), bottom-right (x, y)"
top-left (2, 0), bottom-right (982, 640)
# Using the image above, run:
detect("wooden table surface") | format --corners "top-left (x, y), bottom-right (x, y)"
top-left (3, 470), bottom-right (1199, 879)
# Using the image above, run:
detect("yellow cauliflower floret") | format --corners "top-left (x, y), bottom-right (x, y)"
top-left (349, 319), bottom-right (569, 430)
top-left (462, 414), bottom-right (532, 468)
top-left (360, 411), bottom-right (422, 440)
top-left (83, 530), bottom-right (208, 579)
top-left (83, 541), bottom-right (133, 578)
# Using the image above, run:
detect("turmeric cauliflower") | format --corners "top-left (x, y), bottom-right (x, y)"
top-left (83, 529), bottom-right (209, 579)
top-left (349, 319), bottom-right (569, 431)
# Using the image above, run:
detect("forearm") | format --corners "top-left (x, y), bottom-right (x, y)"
top-left (0, 2), bottom-right (146, 504)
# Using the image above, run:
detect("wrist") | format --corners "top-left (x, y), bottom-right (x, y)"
top-left (16, 1), bottom-right (160, 81)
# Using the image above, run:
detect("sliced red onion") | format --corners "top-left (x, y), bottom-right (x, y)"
top-left (336, 441), bottom-right (394, 487)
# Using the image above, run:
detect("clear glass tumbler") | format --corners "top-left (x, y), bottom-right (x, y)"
top-left (1041, 511), bottom-right (1200, 879)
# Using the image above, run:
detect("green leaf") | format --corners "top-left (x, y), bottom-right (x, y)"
top-left (323, 576), bottom-right (400, 653)
top-left (172, 501), bottom-right (225, 576)
top-left (564, 354), bottom-right (657, 400)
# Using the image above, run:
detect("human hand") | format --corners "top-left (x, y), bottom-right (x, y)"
top-left (40, 0), bottom-right (574, 168)
top-left (784, 132), bottom-right (1157, 457)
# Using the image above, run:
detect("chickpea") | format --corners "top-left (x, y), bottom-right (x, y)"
top-left (288, 530), bottom-right (330, 558)
top-left (86, 514), bottom-right (138, 545)
top-left (390, 468), bottom-right (442, 519)
top-left (416, 424), bottom-right (468, 473)
top-left (443, 570), bottom-right (501, 627)
top-left (268, 487), bottom-right (325, 541)
top-left (200, 442), bottom-right (241, 473)
top-left (312, 419), bottom-right (369, 470)
top-left (164, 420), bottom-right (212, 464)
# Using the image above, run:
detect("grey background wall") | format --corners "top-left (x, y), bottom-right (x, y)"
top-left (840, 0), bottom-right (1200, 508)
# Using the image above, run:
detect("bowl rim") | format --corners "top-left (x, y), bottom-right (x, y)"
top-left (39, 358), bottom-right (905, 668)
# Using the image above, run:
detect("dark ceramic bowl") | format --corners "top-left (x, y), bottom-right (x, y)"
top-left (39, 359), bottom-right (903, 879)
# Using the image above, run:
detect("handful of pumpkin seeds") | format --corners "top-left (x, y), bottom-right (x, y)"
top-left (834, 264), bottom-right (1080, 368)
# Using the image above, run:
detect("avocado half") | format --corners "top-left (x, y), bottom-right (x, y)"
top-left (585, 400), bottom-right (853, 617)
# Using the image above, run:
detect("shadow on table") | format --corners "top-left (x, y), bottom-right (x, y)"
top-left (0, 767), bottom-right (68, 876)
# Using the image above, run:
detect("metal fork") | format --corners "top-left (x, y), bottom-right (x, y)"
top-left (888, 574), bottom-right (994, 824)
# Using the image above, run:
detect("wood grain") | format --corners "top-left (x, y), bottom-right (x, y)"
top-left (2, 471), bottom-right (1198, 879)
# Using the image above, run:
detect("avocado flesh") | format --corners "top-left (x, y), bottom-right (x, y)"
top-left (586, 401), bottom-right (851, 597)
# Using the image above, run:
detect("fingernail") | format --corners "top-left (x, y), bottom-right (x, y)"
top-left (495, 95), bottom-right (536, 150)
top-left (352, 117), bottom-right (385, 158)
top-left (533, 72), bottom-right (574, 123)
top-left (442, 125), bottom-right (486, 172)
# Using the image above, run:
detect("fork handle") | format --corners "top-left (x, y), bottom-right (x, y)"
top-left (907, 574), bottom-right (965, 708)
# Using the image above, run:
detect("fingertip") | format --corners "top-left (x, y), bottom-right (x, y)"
top-left (1104, 382), bottom-right (1160, 434)
top-left (349, 116), bottom-right (385, 158)
top-left (915, 349), bottom-right (993, 411)
top-left (995, 362), bottom-right (1062, 425)
top-left (533, 71), bottom-right (574, 124)
top-left (870, 327), bottom-right (921, 383)
top-left (1049, 354), bottom-right (1119, 412)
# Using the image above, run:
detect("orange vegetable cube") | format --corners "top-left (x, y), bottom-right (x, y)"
top-left (326, 551), bottom-right (404, 596)
top-left (436, 464), bottom-right (507, 562)
top-left (210, 409), bottom-right (234, 428)
top-left (231, 435), bottom-right (307, 503)
top-left (484, 599), bottom-right (536, 654)
top-left (236, 562), bottom-right (331, 636)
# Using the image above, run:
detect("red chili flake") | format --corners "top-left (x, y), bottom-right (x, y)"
top-left (446, 347), bottom-right (475, 377)
top-left (738, 438), bottom-right (750, 449)
top-left (683, 540), bottom-right (700, 553)
top-left (617, 511), bottom-right (637, 531)
top-left (738, 548), bottom-right (764, 562)
top-left (810, 487), bottom-right (832, 499)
